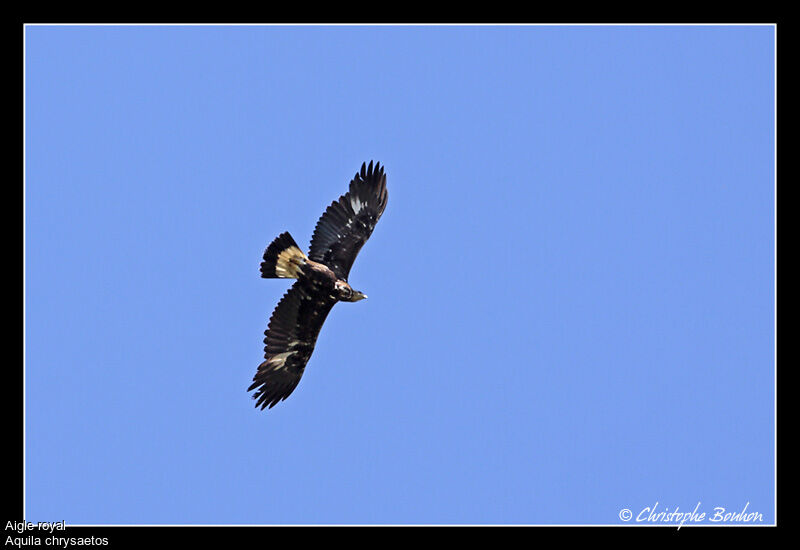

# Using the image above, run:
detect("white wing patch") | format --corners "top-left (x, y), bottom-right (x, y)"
top-left (266, 351), bottom-right (296, 369)
top-left (350, 196), bottom-right (364, 214)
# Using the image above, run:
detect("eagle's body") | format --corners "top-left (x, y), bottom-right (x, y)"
top-left (249, 161), bottom-right (388, 409)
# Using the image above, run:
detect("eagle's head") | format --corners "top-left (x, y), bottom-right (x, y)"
top-left (335, 280), bottom-right (367, 302)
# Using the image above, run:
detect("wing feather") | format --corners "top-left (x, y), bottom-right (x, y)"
top-left (248, 280), bottom-right (337, 409)
top-left (308, 161), bottom-right (388, 280)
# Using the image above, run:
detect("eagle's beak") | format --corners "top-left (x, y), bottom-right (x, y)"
top-left (354, 292), bottom-right (367, 301)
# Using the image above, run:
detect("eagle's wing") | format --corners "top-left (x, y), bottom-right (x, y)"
top-left (308, 161), bottom-right (388, 281)
top-left (248, 280), bottom-right (337, 409)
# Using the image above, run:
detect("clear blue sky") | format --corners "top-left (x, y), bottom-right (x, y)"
top-left (25, 25), bottom-right (774, 525)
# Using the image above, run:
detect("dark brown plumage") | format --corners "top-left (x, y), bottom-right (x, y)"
top-left (249, 161), bottom-right (388, 409)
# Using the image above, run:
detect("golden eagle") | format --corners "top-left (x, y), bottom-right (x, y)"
top-left (249, 161), bottom-right (389, 409)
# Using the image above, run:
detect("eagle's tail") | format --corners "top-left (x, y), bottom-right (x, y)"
top-left (260, 232), bottom-right (307, 278)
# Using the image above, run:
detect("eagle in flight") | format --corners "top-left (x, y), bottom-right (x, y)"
top-left (248, 161), bottom-right (389, 409)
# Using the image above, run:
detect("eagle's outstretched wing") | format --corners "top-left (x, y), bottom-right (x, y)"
top-left (248, 280), bottom-right (337, 409)
top-left (308, 161), bottom-right (388, 281)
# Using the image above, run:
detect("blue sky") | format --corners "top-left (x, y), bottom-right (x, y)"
top-left (25, 25), bottom-right (775, 525)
